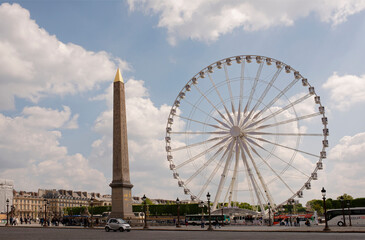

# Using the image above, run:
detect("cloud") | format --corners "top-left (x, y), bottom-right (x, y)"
top-left (0, 106), bottom-right (107, 192)
top-left (322, 72), bottom-right (365, 111)
top-left (127, 0), bottom-right (365, 45)
top-left (0, 3), bottom-right (130, 110)
top-left (325, 132), bottom-right (365, 197)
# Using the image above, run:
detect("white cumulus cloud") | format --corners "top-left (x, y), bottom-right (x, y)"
top-left (127, 0), bottom-right (365, 45)
top-left (322, 72), bottom-right (365, 111)
top-left (0, 3), bottom-right (129, 110)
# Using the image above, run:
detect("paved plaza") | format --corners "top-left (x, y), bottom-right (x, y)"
top-left (1, 225), bottom-right (365, 239)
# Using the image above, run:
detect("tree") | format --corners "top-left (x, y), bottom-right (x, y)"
top-left (337, 194), bottom-right (354, 201)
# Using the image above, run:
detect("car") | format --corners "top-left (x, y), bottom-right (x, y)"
top-left (105, 218), bottom-right (131, 232)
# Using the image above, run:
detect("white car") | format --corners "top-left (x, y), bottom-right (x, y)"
top-left (105, 218), bottom-right (131, 232)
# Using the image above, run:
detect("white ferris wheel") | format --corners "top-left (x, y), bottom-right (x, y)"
top-left (165, 55), bottom-right (328, 215)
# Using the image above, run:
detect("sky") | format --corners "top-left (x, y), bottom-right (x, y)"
top-left (1, 0), bottom-right (365, 206)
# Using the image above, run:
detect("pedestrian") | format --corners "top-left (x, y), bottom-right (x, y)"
top-left (296, 217), bottom-right (300, 227)
top-left (201, 218), bottom-right (205, 228)
top-left (185, 219), bottom-right (188, 227)
top-left (285, 218), bottom-right (289, 226)
top-left (20, 217), bottom-right (23, 224)
top-left (25, 217), bottom-right (28, 224)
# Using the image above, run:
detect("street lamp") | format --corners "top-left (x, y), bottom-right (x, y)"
top-left (43, 199), bottom-right (49, 227)
top-left (268, 202), bottom-right (271, 226)
top-left (5, 199), bottom-right (9, 226)
top-left (206, 192), bottom-right (213, 231)
top-left (176, 198), bottom-right (181, 228)
top-left (90, 197), bottom-right (94, 228)
top-left (142, 194), bottom-right (149, 229)
top-left (221, 203), bottom-right (224, 226)
top-left (347, 201), bottom-right (352, 226)
top-left (340, 196), bottom-right (347, 226)
top-left (321, 187), bottom-right (330, 231)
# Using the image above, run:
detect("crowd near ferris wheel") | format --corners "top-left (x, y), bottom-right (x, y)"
top-left (165, 55), bottom-right (328, 216)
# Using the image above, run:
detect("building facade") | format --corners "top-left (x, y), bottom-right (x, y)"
top-left (0, 179), bottom-right (14, 214)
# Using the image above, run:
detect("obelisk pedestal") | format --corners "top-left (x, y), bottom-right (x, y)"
top-left (109, 69), bottom-right (134, 219)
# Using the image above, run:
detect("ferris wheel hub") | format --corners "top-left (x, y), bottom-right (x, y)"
top-left (230, 126), bottom-right (241, 137)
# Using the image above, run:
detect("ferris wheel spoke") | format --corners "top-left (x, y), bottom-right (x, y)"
top-left (193, 84), bottom-right (233, 126)
top-left (212, 139), bottom-right (235, 210)
top-left (184, 98), bottom-right (231, 128)
top-left (247, 132), bottom-right (323, 137)
top-left (207, 72), bottom-right (235, 125)
top-left (239, 137), bottom-right (275, 208)
top-left (185, 141), bottom-right (229, 185)
top-left (249, 67), bottom-right (283, 118)
top-left (237, 138), bottom-right (266, 214)
top-left (248, 138), bottom-right (310, 178)
top-left (228, 142), bottom-right (240, 207)
top-left (244, 138), bottom-right (296, 195)
top-left (244, 62), bottom-right (264, 115)
top-left (247, 93), bottom-right (312, 129)
top-left (171, 136), bottom-right (228, 152)
top-left (249, 136), bottom-right (320, 158)
top-left (223, 64), bottom-right (236, 116)
top-left (175, 136), bottom-right (230, 169)
top-left (253, 112), bottom-right (322, 131)
top-left (197, 140), bottom-right (235, 199)
top-left (252, 77), bottom-right (300, 121)
top-left (238, 61), bottom-right (245, 124)
top-left (171, 131), bottom-right (229, 135)
top-left (176, 114), bottom-right (228, 131)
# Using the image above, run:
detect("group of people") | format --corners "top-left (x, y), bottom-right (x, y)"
top-left (8, 216), bottom-right (34, 225)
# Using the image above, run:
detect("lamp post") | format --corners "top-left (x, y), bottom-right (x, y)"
top-left (207, 192), bottom-right (213, 231)
top-left (11, 205), bottom-right (14, 225)
top-left (5, 199), bottom-right (9, 226)
top-left (221, 203), bottom-right (224, 226)
top-left (176, 198), bottom-right (181, 228)
top-left (347, 201), bottom-right (352, 226)
top-left (339, 196), bottom-right (347, 227)
top-left (268, 202), bottom-right (271, 226)
top-left (90, 197), bottom-right (94, 228)
top-left (321, 187), bottom-right (330, 231)
top-left (43, 199), bottom-right (48, 227)
top-left (142, 194), bottom-right (149, 229)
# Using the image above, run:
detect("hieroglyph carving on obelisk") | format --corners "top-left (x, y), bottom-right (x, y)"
top-left (109, 69), bottom-right (134, 219)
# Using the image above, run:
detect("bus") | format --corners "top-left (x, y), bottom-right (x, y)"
top-left (185, 214), bottom-right (230, 226)
top-left (327, 207), bottom-right (365, 226)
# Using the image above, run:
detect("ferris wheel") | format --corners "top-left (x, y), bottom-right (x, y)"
top-left (165, 55), bottom-right (328, 215)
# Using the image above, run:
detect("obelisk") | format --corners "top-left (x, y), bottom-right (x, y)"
top-left (109, 68), bottom-right (134, 219)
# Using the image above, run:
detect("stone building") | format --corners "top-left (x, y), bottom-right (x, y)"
top-left (13, 191), bottom-right (43, 219)
top-left (0, 179), bottom-right (14, 214)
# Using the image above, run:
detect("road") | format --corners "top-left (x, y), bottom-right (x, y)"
top-left (1, 227), bottom-right (365, 240)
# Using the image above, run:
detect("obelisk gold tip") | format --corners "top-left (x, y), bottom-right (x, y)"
top-left (114, 68), bottom-right (124, 83)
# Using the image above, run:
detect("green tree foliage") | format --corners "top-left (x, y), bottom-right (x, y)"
top-left (337, 194), bottom-right (354, 201)
top-left (238, 202), bottom-right (253, 210)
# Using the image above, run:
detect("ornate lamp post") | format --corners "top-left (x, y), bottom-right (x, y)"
top-left (207, 192), bottom-right (213, 231)
top-left (5, 199), bottom-right (9, 226)
top-left (340, 196), bottom-right (347, 226)
top-left (321, 187), bottom-right (330, 232)
top-left (268, 202), bottom-right (271, 226)
top-left (90, 197), bottom-right (94, 228)
top-left (43, 199), bottom-right (49, 227)
top-left (176, 198), bottom-right (181, 228)
top-left (142, 194), bottom-right (149, 229)
top-left (347, 201), bottom-right (352, 226)
top-left (221, 203), bottom-right (224, 226)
